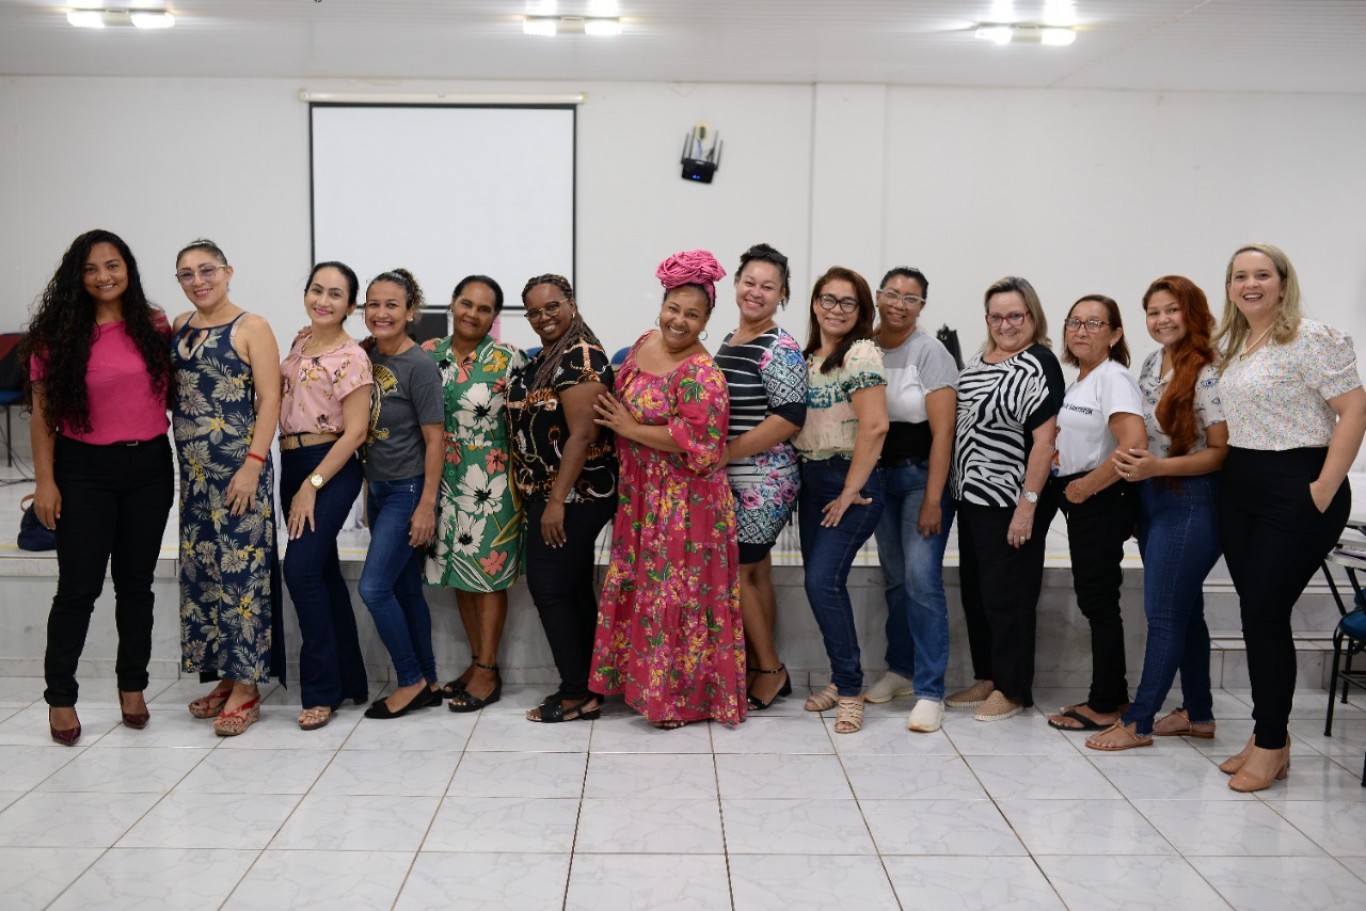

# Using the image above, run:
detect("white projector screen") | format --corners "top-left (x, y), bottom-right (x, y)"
top-left (310, 104), bottom-right (575, 349)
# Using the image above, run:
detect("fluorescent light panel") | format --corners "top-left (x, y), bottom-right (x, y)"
top-left (67, 8), bottom-right (175, 30)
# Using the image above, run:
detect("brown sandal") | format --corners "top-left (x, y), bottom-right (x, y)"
top-left (297, 706), bottom-right (333, 731)
top-left (804, 683), bottom-right (839, 713)
top-left (1153, 708), bottom-right (1215, 739)
top-left (834, 696), bottom-right (864, 734)
top-left (1085, 721), bottom-right (1153, 751)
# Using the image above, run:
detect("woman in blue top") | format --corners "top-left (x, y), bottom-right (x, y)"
top-left (357, 268), bottom-right (446, 719)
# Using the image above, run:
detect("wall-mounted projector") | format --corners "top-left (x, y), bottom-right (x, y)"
top-left (680, 122), bottom-right (722, 184)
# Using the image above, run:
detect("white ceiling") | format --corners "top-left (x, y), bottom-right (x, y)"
top-left (2, 0), bottom-right (1365, 93)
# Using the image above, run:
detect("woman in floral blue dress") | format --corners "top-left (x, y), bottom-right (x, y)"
top-left (422, 275), bottom-right (525, 711)
top-left (171, 239), bottom-right (282, 737)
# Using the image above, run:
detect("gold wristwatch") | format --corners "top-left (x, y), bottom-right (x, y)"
top-left (309, 473), bottom-right (325, 490)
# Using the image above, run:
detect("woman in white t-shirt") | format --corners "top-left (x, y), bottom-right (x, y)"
top-left (1045, 295), bottom-right (1145, 733)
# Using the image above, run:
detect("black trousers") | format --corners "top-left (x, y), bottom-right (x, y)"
top-left (525, 496), bottom-right (617, 700)
top-left (957, 491), bottom-right (1059, 707)
top-left (1221, 446), bottom-right (1350, 749)
top-left (44, 434), bottom-right (175, 707)
top-left (1052, 474), bottom-right (1137, 713)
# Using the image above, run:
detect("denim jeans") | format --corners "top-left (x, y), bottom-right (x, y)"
top-left (1123, 475), bottom-right (1221, 735)
top-left (281, 445), bottom-right (367, 709)
top-left (44, 435), bottom-right (174, 706)
top-left (873, 459), bottom-right (955, 702)
top-left (798, 457), bottom-right (884, 696)
top-left (359, 476), bottom-right (436, 689)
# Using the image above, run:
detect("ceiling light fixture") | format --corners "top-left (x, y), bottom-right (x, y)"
top-left (523, 16), bottom-right (622, 37)
top-left (974, 23), bottom-right (1076, 46)
top-left (67, 8), bottom-right (175, 30)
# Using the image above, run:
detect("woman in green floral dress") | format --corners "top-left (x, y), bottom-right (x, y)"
top-left (422, 275), bottom-right (525, 711)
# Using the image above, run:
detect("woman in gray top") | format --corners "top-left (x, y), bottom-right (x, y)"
top-left (356, 268), bottom-right (446, 720)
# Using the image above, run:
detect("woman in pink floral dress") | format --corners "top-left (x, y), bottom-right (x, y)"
top-left (590, 250), bottom-right (746, 728)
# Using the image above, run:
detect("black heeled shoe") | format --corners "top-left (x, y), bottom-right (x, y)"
top-left (747, 665), bottom-right (793, 710)
top-left (448, 661), bottom-right (502, 713)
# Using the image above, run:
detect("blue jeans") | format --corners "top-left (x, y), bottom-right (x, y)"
top-left (873, 460), bottom-right (955, 702)
top-left (359, 476), bottom-right (436, 689)
top-left (1123, 475), bottom-right (1222, 735)
top-left (281, 445), bottom-right (367, 709)
top-left (798, 457), bottom-right (884, 696)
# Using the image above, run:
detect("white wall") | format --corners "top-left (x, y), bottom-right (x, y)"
top-left (1, 76), bottom-right (1362, 394)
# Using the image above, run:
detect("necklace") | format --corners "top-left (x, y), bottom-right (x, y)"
top-left (1240, 325), bottom-right (1274, 359)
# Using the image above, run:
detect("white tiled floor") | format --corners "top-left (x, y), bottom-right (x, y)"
top-left (1, 677), bottom-right (1364, 910)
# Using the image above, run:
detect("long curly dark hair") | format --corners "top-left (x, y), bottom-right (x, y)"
top-left (21, 229), bottom-right (171, 434)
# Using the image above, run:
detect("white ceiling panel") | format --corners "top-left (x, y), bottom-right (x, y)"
top-left (0, 1), bottom-right (1363, 92)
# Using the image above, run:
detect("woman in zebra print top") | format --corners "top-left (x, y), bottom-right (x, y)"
top-left (946, 276), bottom-right (1064, 721)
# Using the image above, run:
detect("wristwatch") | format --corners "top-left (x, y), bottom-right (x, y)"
top-left (309, 473), bottom-right (325, 490)
top-left (1020, 490), bottom-right (1039, 504)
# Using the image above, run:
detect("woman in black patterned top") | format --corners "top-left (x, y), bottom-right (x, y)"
top-left (506, 274), bottom-right (618, 723)
top-left (947, 276), bottom-right (1064, 722)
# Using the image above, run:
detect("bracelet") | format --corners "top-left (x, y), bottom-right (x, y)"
top-left (245, 452), bottom-right (267, 465)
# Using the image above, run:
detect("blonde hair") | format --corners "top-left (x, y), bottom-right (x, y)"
top-left (981, 275), bottom-right (1051, 355)
top-left (1213, 242), bottom-right (1302, 371)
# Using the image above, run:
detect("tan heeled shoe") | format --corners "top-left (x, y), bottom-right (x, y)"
top-left (1229, 743), bottom-right (1290, 793)
top-left (1218, 735), bottom-right (1255, 775)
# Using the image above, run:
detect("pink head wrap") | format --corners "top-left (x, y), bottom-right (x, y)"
top-left (655, 249), bottom-right (727, 309)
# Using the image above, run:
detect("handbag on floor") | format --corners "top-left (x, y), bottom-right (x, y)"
top-left (17, 493), bottom-right (56, 551)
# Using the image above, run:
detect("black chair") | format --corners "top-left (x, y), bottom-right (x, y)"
top-left (1321, 525), bottom-right (1366, 786)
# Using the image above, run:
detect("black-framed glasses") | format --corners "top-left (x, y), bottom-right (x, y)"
top-left (877, 289), bottom-right (925, 307)
top-left (175, 264), bottom-right (226, 285)
top-left (816, 293), bottom-right (859, 314)
top-left (1064, 317), bottom-right (1110, 332)
top-left (524, 300), bottom-right (566, 322)
top-left (986, 311), bottom-right (1028, 327)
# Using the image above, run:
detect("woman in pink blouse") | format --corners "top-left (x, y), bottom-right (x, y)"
top-left (1214, 243), bottom-right (1365, 791)
top-left (590, 249), bottom-right (746, 728)
top-left (24, 230), bottom-right (175, 745)
top-left (279, 261), bottom-right (374, 731)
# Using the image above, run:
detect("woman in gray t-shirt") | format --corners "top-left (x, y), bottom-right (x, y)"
top-left (356, 268), bottom-right (446, 720)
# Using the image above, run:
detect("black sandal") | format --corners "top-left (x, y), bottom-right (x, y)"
top-left (447, 662), bottom-right (502, 713)
top-left (528, 694), bottom-right (601, 723)
top-left (442, 657), bottom-right (498, 699)
top-left (747, 664), bottom-right (793, 710)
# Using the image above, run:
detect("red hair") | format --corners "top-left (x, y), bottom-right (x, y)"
top-left (1143, 276), bottom-right (1215, 457)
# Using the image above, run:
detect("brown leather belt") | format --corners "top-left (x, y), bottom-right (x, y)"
top-left (279, 432), bottom-right (341, 451)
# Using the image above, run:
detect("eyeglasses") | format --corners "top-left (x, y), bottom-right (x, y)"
top-left (877, 289), bottom-right (925, 307)
top-left (524, 300), bottom-right (566, 322)
top-left (986, 311), bottom-right (1029, 327)
top-left (175, 264), bottom-right (227, 285)
top-left (816, 293), bottom-right (859, 314)
top-left (1064, 317), bottom-right (1111, 332)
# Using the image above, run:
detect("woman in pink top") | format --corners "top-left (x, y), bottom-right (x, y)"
top-left (23, 230), bottom-right (175, 746)
top-left (278, 261), bottom-right (373, 731)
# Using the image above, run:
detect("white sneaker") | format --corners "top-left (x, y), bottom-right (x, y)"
top-left (865, 671), bottom-right (914, 704)
top-left (908, 698), bottom-right (944, 733)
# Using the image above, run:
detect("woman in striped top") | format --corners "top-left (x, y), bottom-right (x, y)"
top-left (714, 243), bottom-right (807, 710)
top-left (947, 276), bottom-right (1064, 721)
